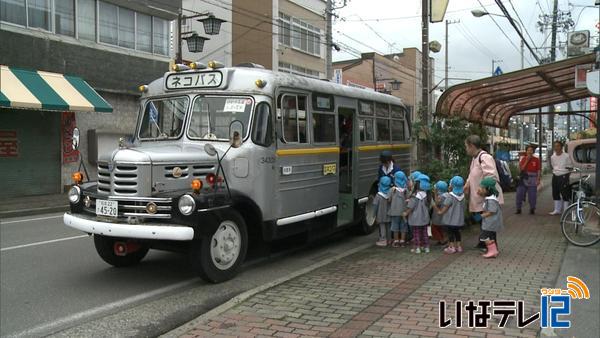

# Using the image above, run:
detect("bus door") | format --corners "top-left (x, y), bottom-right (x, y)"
top-left (337, 106), bottom-right (355, 226)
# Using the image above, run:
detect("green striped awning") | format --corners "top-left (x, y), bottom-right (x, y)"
top-left (0, 66), bottom-right (113, 112)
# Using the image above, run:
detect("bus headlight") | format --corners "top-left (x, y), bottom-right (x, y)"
top-left (178, 194), bottom-right (196, 216)
top-left (68, 186), bottom-right (81, 204)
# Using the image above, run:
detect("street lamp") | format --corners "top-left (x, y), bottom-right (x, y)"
top-left (199, 15), bottom-right (226, 35)
top-left (184, 33), bottom-right (210, 53)
top-left (471, 10), bottom-right (524, 69)
top-left (176, 11), bottom-right (226, 64)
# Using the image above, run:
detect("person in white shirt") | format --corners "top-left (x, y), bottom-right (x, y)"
top-left (549, 141), bottom-right (573, 215)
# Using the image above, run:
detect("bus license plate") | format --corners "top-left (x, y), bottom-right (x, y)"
top-left (96, 199), bottom-right (118, 217)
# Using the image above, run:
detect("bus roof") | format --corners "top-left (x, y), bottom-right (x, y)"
top-left (145, 66), bottom-right (406, 108)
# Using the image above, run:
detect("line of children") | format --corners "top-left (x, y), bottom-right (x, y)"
top-left (372, 166), bottom-right (503, 259)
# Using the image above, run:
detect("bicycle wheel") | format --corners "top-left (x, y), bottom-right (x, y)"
top-left (560, 201), bottom-right (600, 247)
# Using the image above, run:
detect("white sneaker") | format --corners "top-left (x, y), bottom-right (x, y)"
top-left (424, 247), bottom-right (430, 253)
top-left (412, 248), bottom-right (421, 254)
top-left (549, 210), bottom-right (561, 215)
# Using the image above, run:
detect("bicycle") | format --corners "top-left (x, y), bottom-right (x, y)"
top-left (559, 167), bottom-right (600, 247)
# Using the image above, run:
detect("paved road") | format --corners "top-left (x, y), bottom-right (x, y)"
top-left (0, 212), bottom-right (375, 337)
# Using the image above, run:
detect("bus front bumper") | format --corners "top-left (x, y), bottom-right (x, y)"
top-left (63, 213), bottom-right (194, 241)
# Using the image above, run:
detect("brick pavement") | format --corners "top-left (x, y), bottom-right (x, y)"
top-left (177, 182), bottom-right (568, 338)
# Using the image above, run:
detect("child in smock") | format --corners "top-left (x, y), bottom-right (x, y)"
top-left (389, 171), bottom-right (408, 247)
top-left (431, 181), bottom-right (449, 246)
top-left (373, 176), bottom-right (392, 247)
top-left (403, 174), bottom-right (431, 254)
top-left (436, 176), bottom-right (466, 254)
top-left (478, 177), bottom-right (504, 258)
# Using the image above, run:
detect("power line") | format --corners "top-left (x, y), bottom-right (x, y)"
top-left (457, 23), bottom-right (497, 58)
top-left (507, 0), bottom-right (539, 51)
top-left (476, 0), bottom-right (524, 57)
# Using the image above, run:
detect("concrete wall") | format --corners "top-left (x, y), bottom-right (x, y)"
top-left (0, 29), bottom-right (170, 95)
top-left (61, 92), bottom-right (139, 189)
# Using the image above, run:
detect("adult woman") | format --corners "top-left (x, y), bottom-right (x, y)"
top-left (464, 135), bottom-right (504, 213)
top-left (515, 145), bottom-right (541, 214)
top-left (549, 141), bottom-right (573, 215)
top-left (378, 150), bottom-right (401, 180)
top-left (464, 135), bottom-right (504, 250)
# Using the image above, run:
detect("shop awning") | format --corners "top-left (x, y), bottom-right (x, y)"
top-left (0, 66), bottom-right (112, 113)
top-left (435, 53), bottom-right (597, 128)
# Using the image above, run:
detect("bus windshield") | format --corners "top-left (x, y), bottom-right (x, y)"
top-left (139, 97), bottom-right (189, 140)
top-left (188, 96), bottom-right (253, 140)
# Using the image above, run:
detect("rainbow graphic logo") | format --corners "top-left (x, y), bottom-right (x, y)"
top-left (539, 276), bottom-right (590, 328)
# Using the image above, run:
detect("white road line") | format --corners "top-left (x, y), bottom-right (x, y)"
top-left (0, 214), bottom-right (63, 225)
top-left (0, 235), bottom-right (89, 252)
top-left (7, 278), bottom-right (200, 338)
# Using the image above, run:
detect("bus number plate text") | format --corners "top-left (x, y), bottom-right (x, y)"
top-left (96, 199), bottom-right (118, 218)
top-left (323, 163), bottom-right (336, 175)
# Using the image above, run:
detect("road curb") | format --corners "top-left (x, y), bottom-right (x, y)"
top-left (0, 205), bottom-right (69, 220)
top-left (160, 241), bottom-right (374, 338)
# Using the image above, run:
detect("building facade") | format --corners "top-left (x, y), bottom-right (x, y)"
top-left (332, 48), bottom-right (435, 125)
top-left (0, 0), bottom-right (179, 197)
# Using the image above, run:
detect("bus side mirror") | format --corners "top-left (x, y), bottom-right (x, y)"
top-left (229, 120), bottom-right (243, 148)
top-left (72, 127), bottom-right (80, 150)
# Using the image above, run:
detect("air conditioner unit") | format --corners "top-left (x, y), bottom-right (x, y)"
top-left (567, 30), bottom-right (590, 57)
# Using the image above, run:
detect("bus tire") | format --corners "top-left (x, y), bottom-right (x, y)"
top-left (93, 235), bottom-right (149, 267)
top-left (190, 209), bottom-right (248, 283)
top-left (356, 192), bottom-right (377, 235)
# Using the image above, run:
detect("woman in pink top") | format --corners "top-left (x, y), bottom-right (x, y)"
top-left (464, 135), bottom-right (504, 250)
top-left (464, 135), bottom-right (504, 212)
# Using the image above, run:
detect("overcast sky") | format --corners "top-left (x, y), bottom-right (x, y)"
top-left (332, 0), bottom-right (599, 88)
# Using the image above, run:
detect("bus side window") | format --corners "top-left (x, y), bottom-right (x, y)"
top-left (252, 102), bottom-right (273, 147)
top-left (279, 94), bottom-right (308, 144)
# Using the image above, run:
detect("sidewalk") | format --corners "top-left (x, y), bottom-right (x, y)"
top-left (0, 193), bottom-right (68, 219)
top-left (168, 177), bottom-right (599, 338)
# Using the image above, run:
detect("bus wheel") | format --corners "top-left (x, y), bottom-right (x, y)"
top-left (93, 235), bottom-right (149, 267)
top-left (190, 209), bottom-right (248, 283)
top-left (356, 193), bottom-right (377, 235)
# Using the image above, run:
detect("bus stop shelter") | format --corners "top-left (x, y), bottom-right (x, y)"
top-left (434, 52), bottom-right (599, 194)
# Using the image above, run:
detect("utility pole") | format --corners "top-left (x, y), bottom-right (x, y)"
top-left (420, 0), bottom-right (429, 162)
top-left (326, 0), bottom-right (333, 80)
top-left (444, 20), bottom-right (459, 91)
top-left (548, 0), bottom-right (559, 150)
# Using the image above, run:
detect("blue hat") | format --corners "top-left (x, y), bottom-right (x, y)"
top-left (410, 171), bottom-right (422, 181)
top-left (450, 176), bottom-right (464, 195)
top-left (435, 180), bottom-right (448, 193)
top-left (417, 174), bottom-right (431, 191)
top-left (394, 171), bottom-right (407, 189)
top-left (379, 176), bottom-right (392, 194)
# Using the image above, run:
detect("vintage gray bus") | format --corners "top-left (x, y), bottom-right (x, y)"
top-left (64, 62), bottom-right (411, 282)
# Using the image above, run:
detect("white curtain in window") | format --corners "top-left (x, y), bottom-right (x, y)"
top-left (77, 0), bottom-right (95, 41)
top-left (118, 7), bottom-right (134, 48)
top-left (0, 0), bottom-right (27, 25)
top-left (99, 1), bottom-right (117, 45)
top-left (136, 13), bottom-right (152, 52)
top-left (55, 0), bottom-right (75, 36)
top-left (152, 17), bottom-right (168, 55)
top-left (28, 0), bottom-right (51, 30)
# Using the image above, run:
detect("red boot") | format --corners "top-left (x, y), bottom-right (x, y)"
top-left (482, 241), bottom-right (499, 258)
